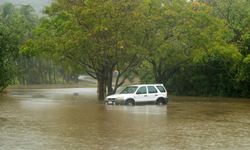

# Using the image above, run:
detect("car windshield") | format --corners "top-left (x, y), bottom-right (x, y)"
top-left (120, 86), bottom-right (138, 94)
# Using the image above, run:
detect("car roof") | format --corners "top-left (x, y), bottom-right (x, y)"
top-left (127, 84), bottom-right (164, 87)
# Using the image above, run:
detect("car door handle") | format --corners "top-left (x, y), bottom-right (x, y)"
top-left (144, 95), bottom-right (147, 97)
top-left (155, 94), bottom-right (158, 96)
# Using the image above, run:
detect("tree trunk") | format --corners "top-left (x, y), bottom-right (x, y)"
top-left (53, 64), bottom-right (56, 84)
top-left (106, 68), bottom-right (114, 95)
top-left (48, 60), bottom-right (52, 84)
top-left (152, 61), bottom-right (162, 83)
top-left (97, 77), bottom-right (106, 100)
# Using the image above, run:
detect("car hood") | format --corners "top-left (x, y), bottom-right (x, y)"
top-left (106, 94), bottom-right (128, 99)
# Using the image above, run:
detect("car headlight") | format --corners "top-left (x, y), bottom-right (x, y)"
top-left (108, 98), bottom-right (116, 101)
top-left (117, 96), bottom-right (124, 100)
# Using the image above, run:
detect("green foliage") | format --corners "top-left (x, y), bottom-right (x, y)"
top-left (0, 3), bottom-right (20, 92)
top-left (25, 0), bottom-right (150, 99)
top-left (138, 1), bottom-right (235, 81)
top-left (169, 47), bottom-right (241, 96)
top-left (0, 3), bottom-right (58, 90)
top-left (137, 0), bottom-right (249, 97)
top-left (19, 0), bottom-right (250, 98)
top-left (0, 24), bottom-right (18, 92)
top-left (201, 0), bottom-right (250, 97)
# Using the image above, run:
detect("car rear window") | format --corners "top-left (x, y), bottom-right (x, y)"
top-left (156, 86), bottom-right (166, 93)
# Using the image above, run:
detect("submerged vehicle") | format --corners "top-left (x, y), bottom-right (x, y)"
top-left (105, 84), bottom-right (168, 106)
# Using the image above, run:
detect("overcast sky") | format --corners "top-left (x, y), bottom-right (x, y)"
top-left (0, 0), bottom-right (52, 13)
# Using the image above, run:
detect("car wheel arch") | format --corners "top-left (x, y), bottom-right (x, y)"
top-left (125, 98), bottom-right (135, 105)
top-left (156, 97), bottom-right (166, 105)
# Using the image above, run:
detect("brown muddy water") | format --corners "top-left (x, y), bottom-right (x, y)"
top-left (0, 88), bottom-right (250, 150)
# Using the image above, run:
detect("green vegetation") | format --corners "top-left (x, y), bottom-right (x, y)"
top-left (23, 0), bottom-right (148, 99)
top-left (1, 0), bottom-right (250, 99)
top-left (0, 3), bottom-right (79, 93)
top-left (0, 3), bottom-right (19, 92)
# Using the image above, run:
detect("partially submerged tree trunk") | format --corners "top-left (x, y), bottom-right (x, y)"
top-left (97, 77), bottom-right (106, 101)
top-left (96, 67), bottom-right (130, 100)
top-left (106, 68), bottom-right (114, 96)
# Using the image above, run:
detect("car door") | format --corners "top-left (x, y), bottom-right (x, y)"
top-left (147, 86), bottom-right (159, 102)
top-left (134, 86), bottom-right (147, 103)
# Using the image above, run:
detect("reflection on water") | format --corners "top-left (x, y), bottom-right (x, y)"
top-left (105, 105), bottom-right (167, 115)
top-left (0, 88), bottom-right (250, 150)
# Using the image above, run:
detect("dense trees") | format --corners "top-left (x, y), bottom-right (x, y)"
top-left (24, 0), bottom-right (148, 100)
top-left (138, 1), bottom-right (236, 83)
top-left (0, 3), bottom-right (19, 92)
top-left (1, 0), bottom-right (250, 99)
top-left (165, 0), bottom-right (250, 97)
top-left (136, 0), bottom-right (242, 97)
top-left (0, 24), bottom-right (18, 92)
top-left (21, 0), bottom-right (250, 99)
top-left (207, 0), bottom-right (250, 97)
top-left (0, 3), bottom-right (77, 92)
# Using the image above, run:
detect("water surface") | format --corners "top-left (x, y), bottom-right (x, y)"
top-left (0, 88), bottom-right (250, 150)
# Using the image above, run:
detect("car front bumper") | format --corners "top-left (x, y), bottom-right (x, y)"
top-left (105, 98), bottom-right (125, 105)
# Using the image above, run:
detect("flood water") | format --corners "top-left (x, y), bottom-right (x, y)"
top-left (0, 88), bottom-right (250, 150)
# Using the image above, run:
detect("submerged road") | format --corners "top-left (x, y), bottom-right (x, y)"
top-left (0, 88), bottom-right (250, 150)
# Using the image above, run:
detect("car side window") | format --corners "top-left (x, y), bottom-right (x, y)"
top-left (136, 86), bottom-right (147, 94)
top-left (147, 86), bottom-right (158, 93)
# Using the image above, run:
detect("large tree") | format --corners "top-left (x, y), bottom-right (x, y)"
top-left (137, 1), bottom-right (240, 86)
top-left (197, 0), bottom-right (250, 96)
top-left (24, 0), bottom-right (148, 100)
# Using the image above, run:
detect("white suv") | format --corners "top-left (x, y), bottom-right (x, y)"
top-left (105, 84), bottom-right (168, 105)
